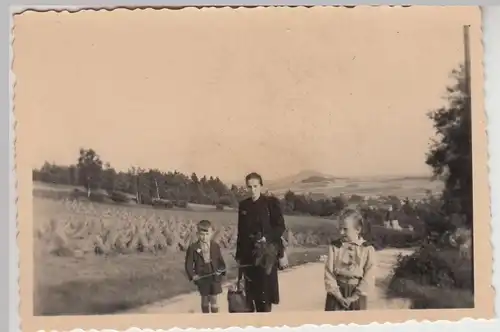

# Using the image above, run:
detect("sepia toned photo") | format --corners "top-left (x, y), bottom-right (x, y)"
top-left (13, 5), bottom-right (493, 332)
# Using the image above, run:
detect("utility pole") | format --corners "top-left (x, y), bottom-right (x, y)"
top-left (463, 25), bottom-right (472, 109)
top-left (463, 24), bottom-right (475, 287)
top-left (154, 178), bottom-right (160, 200)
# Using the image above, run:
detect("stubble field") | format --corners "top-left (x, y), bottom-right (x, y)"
top-left (33, 196), bottom-right (337, 316)
top-left (33, 178), bottom-right (427, 315)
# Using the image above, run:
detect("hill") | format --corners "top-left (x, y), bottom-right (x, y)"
top-left (267, 170), bottom-right (342, 189)
top-left (265, 170), bottom-right (442, 200)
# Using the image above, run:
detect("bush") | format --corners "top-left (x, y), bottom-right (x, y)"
top-left (87, 191), bottom-right (109, 203)
top-left (152, 198), bottom-right (174, 209)
top-left (391, 243), bottom-right (472, 290)
top-left (388, 242), bottom-right (473, 309)
top-left (369, 226), bottom-right (424, 250)
top-left (108, 191), bottom-right (131, 203)
top-left (175, 200), bottom-right (188, 208)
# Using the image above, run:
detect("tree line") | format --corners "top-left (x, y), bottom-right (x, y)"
top-left (34, 149), bottom-right (399, 217)
top-left (33, 149), bottom-right (247, 207)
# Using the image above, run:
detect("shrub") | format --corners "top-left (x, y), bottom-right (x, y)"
top-left (108, 191), bottom-right (131, 203)
top-left (175, 200), bottom-right (188, 208)
top-left (388, 242), bottom-right (473, 309)
top-left (152, 198), bottom-right (174, 209)
top-left (87, 191), bottom-right (108, 203)
top-left (392, 243), bottom-right (472, 289)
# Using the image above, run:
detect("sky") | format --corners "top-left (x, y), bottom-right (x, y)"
top-left (14, 7), bottom-right (468, 183)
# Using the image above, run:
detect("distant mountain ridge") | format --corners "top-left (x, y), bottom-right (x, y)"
top-left (266, 169), bottom-right (343, 189)
top-left (262, 169), bottom-right (440, 200)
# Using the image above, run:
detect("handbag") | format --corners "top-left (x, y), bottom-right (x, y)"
top-left (278, 237), bottom-right (289, 270)
top-left (264, 197), bottom-right (289, 270)
top-left (227, 268), bottom-right (251, 313)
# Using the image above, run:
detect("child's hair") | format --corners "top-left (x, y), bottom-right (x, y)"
top-left (339, 208), bottom-right (365, 232)
top-left (197, 219), bottom-right (212, 232)
top-left (245, 172), bottom-right (263, 185)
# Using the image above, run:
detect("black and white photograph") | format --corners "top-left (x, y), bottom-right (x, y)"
top-left (12, 5), bottom-right (492, 331)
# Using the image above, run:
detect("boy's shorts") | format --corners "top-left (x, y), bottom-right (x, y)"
top-left (197, 278), bottom-right (223, 296)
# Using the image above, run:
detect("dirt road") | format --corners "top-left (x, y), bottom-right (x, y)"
top-left (130, 248), bottom-right (414, 314)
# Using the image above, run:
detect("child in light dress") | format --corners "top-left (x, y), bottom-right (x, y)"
top-left (324, 209), bottom-right (376, 311)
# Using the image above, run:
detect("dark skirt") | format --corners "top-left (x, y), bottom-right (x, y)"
top-left (244, 264), bottom-right (279, 308)
top-left (325, 282), bottom-right (367, 311)
top-left (196, 262), bottom-right (223, 296)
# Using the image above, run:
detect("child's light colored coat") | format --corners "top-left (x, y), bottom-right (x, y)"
top-left (324, 238), bottom-right (376, 298)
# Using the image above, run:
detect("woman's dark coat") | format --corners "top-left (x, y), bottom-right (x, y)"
top-left (235, 195), bottom-right (286, 305)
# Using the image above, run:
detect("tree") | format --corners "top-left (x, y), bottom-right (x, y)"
top-left (77, 148), bottom-right (104, 197)
top-left (426, 65), bottom-right (473, 227)
top-left (101, 162), bottom-right (117, 192)
top-left (332, 195), bottom-right (347, 214)
top-left (191, 172), bottom-right (199, 184)
top-left (284, 190), bottom-right (296, 211)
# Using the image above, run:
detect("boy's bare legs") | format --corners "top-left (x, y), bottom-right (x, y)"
top-left (201, 296), bottom-right (210, 313)
top-left (209, 295), bottom-right (219, 313)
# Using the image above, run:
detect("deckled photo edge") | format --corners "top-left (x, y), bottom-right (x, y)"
top-left (11, 5), bottom-right (492, 332)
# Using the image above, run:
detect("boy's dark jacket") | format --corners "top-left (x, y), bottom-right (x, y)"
top-left (184, 240), bottom-right (226, 282)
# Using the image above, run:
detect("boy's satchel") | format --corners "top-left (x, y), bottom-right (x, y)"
top-left (227, 269), bottom-right (250, 313)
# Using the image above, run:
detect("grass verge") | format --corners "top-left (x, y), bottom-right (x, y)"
top-left (388, 278), bottom-right (473, 309)
top-left (35, 246), bottom-right (327, 316)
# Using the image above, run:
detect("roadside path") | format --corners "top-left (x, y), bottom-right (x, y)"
top-left (130, 248), bottom-right (414, 313)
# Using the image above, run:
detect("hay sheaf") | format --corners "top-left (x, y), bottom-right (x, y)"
top-left (35, 199), bottom-right (338, 257)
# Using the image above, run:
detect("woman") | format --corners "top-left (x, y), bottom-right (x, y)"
top-left (235, 172), bottom-right (286, 312)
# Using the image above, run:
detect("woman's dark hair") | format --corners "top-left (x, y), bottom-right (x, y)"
top-left (245, 172), bottom-right (263, 186)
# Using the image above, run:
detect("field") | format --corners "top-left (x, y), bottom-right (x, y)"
top-left (270, 177), bottom-right (443, 200)
top-left (33, 193), bottom-right (339, 316)
top-left (263, 170), bottom-right (444, 200)
top-left (33, 178), bottom-right (430, 315)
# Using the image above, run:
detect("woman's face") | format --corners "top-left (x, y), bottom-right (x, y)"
top-left (246, 178), bottom-right (262, 200)
top-left (339, 216), bottom-right (361, 242)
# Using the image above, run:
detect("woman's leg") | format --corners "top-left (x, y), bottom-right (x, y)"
top-left (201, 295), bottom-right (210, 313)
top-left (255, 299), bottom-right (272, 312)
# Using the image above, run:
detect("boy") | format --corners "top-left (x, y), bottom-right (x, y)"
top-left (185, 220), bottom-right (226, 313)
